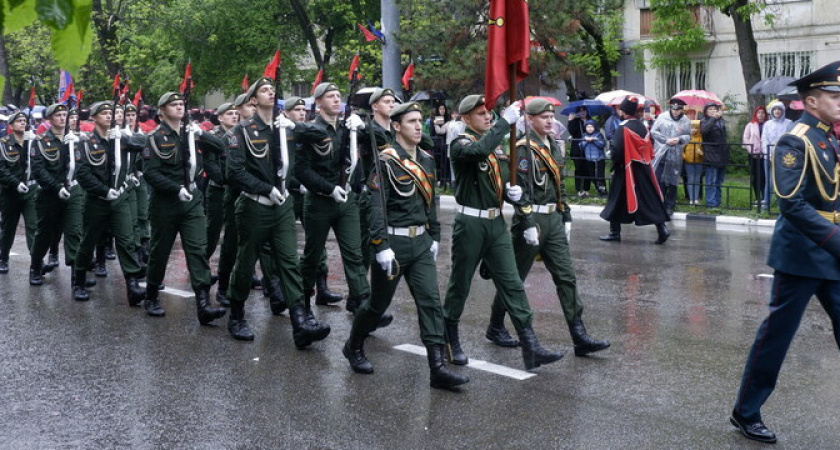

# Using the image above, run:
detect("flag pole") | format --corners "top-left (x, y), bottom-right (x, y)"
top-left (508, 63), bottom-right (518, 186)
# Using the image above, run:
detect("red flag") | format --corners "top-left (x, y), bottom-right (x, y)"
top-left (484, 0), bottom-right (530, 109)
top-left (241, 74), bottom-right (249, 92)
top-left (263, 50), bottom-right (281, 79)
top-left (357, 23), bottom-right (377, 42)
top-left (60, 81), bottom-right (74, 103)
top-left (77, 89), bottom-right (84, 105)
top-left (348, 54), bottom-right (360, 81)
top-left (121, 79), bottom-right (130, 104)
top-left (179, 62), bottom-right (193, 94)
top-left (28, 87), bottom-right (36, 108)
top-left (111, 74), bottom-right (121, 98)
top-left (401, 63), bottom-right (415, 90)
top-left (133, 88), bottom-right (143, 107)
top-left (310, 69), bottom-right (324, 95)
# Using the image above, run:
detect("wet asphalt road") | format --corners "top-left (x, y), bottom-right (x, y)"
top-left (1, 210), bottom-right (838, 449)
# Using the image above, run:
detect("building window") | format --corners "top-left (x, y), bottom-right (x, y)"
top-left (760, 51), bottom-right (814, 78)
top-left (659, 61), bottom-right (707, 100)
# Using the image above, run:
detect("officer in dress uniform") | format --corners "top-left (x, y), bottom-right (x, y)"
top-left (343, 102), bottom-right (468, 389)
top-left (72, 101), bottom-right (146, 303)
top-left (0, 111), bottom-right (39, 274)
top-left (483, 99), bottom-right (610, 356)
top-left (730, 61), bottom-right (840, 444)
top-left (140, 92), bottom-right (226, 325)
top-left (442, 94), bottom-right (563, 370)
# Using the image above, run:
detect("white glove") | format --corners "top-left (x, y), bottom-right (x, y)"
top-left (107, 128), bottom-right (121, 140)
top-left (105, 188), bottom-right (120, 201)
top-left (186, 123), bottom-right (203, 136)
top-left (24, 130), bottom-right (37, 141)
top-left (122, 127), bottom-right (133, 138)
top-left (178, 186), bottom-right (193, 202)
top-left (346, 113), bottom-right (365, 131)
top-left (506, 182), bottom-right (522, 202)
top-left (430, 240), bottom-right (439, 261)
top-left (376, 248), bottom-right (396, 272)
top-left (64, 131), bottom-right (80, 144)
top-left (135, 170), bottom-right (143, 179)
top-left (330, 186), bottom-right (347, 203)
top-left (298, 184), bottom-right (308, 195)
top-left (523, 226), bottom-right (539, 246)
top-left (502, 103), bottom-right (520, 124)
top-left (58, 187), bottom-right (71, 200)
top-left (129, 174), bottom-right (141, 187)
top-left (564, 222), bottom-right (571, 243)
top-left (17, 182), bottom-right (29, 194)
top-left (269, 187), bottom-right (286, 205)
top-left (274, 115), bottom-right (296, 130)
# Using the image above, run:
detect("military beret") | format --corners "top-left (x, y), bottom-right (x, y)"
top-left (458, 94), bottom-right (486, 115)
top-left (247, 77), bottom-right (273, 99)
top-left (233, 93), bottom-right (250, 108)
top-left (390, 101), bottom-right (423, 121)
top-left (157, 92), bottom-right (184, 108)
top-left (790, 60), bottom-right (840, 93)
top-left (45, 103), bottom-right (68, 118)
top-left (369, 88), bottom-right (399, 106)
top-left (284, 97), bottom-right (305, 111)
top-left (68, 109), bottom-right (79, 117)
top-left (9, 111), bottom-right (27, 123)
top-left (525, 99), bottom-right (555, 116)
top-left (89, 101), bottom-right (114, 117)
top-left (216, 102), bottom-right (234, 116)
top-left (313, 82), bottom-right (339, 99)
top-left (124, 103), bottom-right (138, 113)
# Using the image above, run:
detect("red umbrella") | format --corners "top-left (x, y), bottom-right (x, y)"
top-left (517, 96), bottom-right (563, 108)
top-left (671, 90), bottom-right (723, 110)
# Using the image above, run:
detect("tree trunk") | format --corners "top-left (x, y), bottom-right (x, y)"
top-left (91, 0), bottom-right (123, 77)
top-left (0, 35), bottom-right (12, 104)
top-left (289, 0), bottom-right (323, 69)
top-left (579, 15), bottom-right (615, 91)
top-left (729, 0), bottom-right (762, 109)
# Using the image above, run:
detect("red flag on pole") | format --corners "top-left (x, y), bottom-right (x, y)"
top-left (241, 74), bottom-right (249, 92)
top-left (133, 88), bottom-right (143, 107)
top-left (60, 81), bottom-right (74, 103)
top-left (263, 50), bottom-right (281, 79)
top-left (179, 62), bottom-right (193, 94)
top-left (357, 23), bottom-right (377, 42)
top-left (121, 79), bottom-right (130, 104)
top-left (310, 69), bottom-right (324, 94)
top-left (112, 73), bottom-right (121, 95)
top-left (348, 54), bottom-right (360, 81)
top-left (77, 89), bottom-right (84, 105)
top-left (401, 63), bottom-right (415, 90)
top-left (484, 0), bottom-right (530, 109)
top-left (28, 86), bottom-right (37, 108)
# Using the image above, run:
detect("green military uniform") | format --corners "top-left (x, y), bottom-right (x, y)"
top-left (204, 120), bottom-right (229, 260)
top-left (0, 116), bottom-right (39, 271)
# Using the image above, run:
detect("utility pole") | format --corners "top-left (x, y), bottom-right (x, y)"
top-left (381, 0), bottom-right (402, 98)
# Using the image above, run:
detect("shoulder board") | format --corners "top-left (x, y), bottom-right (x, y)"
top-left (788, 123), bottom-right (810, 138)
top-left (458, 133), bottom-right (477, 141)
top-left (515, 138), bottom-right (542, 150)
top-left (379, 147), bottom-right (399, 160)
top-left (417, 148), bottom-right (433, 160)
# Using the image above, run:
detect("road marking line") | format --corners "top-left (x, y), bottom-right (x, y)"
top-left (757, 274), bottom-right (774, 279)
top-left (393, 344), bottom-right (536, 380)
top-left (138, 282), bottom-right (194, 298)
top-left (9, 252), bottom-right (19, 256)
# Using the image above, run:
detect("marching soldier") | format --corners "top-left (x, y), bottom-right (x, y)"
top-left (123, 103), bottom-right (150, 270)
top-left (442, 95), bottom-right (563, 370)
top-left (225, 78), bottom-right (330, 344)
top-left (483, 99), bottom-right (610, 356)
top-left (72, 101), bottom-right (146, 303)
top-left (204, 102), bottom-right (236, 269)
top-left (0, 111), bottom-right (39, 274)
top-left (140, 92), bottom-right (226, 325)
top-left (343, 101), bottom-right (468, 389)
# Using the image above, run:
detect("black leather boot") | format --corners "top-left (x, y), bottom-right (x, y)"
top-left (104, 239), bottom-right (116, 260)
top-left (342, 332), bottom-right (373, 374)
top-left (289, 304), bottom-right (331, 349)
top-left (227, 301), bottom-right (254, 341)
top-left (445, 322), bottom-right (468, 366)
top-left (216, 279), bottom-right (230, 307)
top-left (29, 260), bottom-right (44, 286)
top-left (376, 313), bottom-right (394, 330)
top-left (0, 259), bottom-right (8, 274)
top-left (125, 275), bottom-right (146, 307)
top-left (315, 273), bottom-right (343, 305)
top-left (144, 283), bottom-right (165, 316)
top-left (94, 245), bottom-right (108, 277)
top-left (599, 222), bottom-right (621, 242)
top-left (43, 253), bottom-right (59, 274)
top-left (655, 223), bottom-right (670, 244)
top-left (195, 289), bottom-right (226, 325)
top-left (427, 344), bottom-right (469, 389)
top-left (73, 269), bottom-right (89, 301)
top-left (478, 261), bottom-right (492, 280)
top-left (263, 277), bottom-right (287, 315)
top-left (568, 316), bottom-right (610, 356)
top-left (346, 293), bottom-right (369, 313)
top-left (518, 327), bottom-right (564, 370)
top-left (251, 275), bottom-right (262, 290)
top-left (485, 306), bottom-right (518, 347)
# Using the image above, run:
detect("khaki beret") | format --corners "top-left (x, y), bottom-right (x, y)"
top-left (458, 94), bottom-right (486, 115)
top-left (284, 97), bottom-right (305, 111)
top-left (313, 82), bottom-right (339, 99)
top-left (525, 99), bottom-right (555, 116)
top-left (45, 103), bottom-right (68, 118)
top-left (216, 102), bottom-right (234, 116)
top-left (390, 101), bottom-right (423, 121)
top-left (89, 101), bottom-right (114, 117)
top-left (157, 92), bottom-right (184, 108)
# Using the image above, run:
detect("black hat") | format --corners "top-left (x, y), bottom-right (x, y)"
top-left (283, 97), bottom-right (305, 111)
top-left (44, 103), bottom-right (68, 118)
top-left (703, 102), bottom-right (721, 114)
top-left (619, 96), bottom-right (639, 116)
top-left (668, 98), bottom-right (686, 109)
top-left (390, 101), bottom-right (423, 121)
top-left (247, 77), bottom-right (273, 99)
top-left (790, 60), bottom-right (840, 93)
top-left (68, 109), bottom-right (79, 117)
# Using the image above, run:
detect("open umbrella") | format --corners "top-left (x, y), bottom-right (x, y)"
top-left (559, 99), bottom-right (611, 117)
top-left (409, 90), bottom-right (447, 102)
top-left (595, 90), bottom-right (642, 105)
top-left (775, 85), bottom-right (799, 101)
top-left (671, 90), bottom-right (723, 110)
top-left (516, 95), bottom-right (562, 108)
top-left (749, 76), bottom-right (796, 95)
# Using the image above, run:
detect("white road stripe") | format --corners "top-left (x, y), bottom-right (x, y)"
top-left (393, 343), bottom-right (536, 380)
top-left (138, 282), bottom-right (194, 298)
top-left (9, 252), bottom-right (19, 256)
top-left (756, 274), bottom-right (774, 279)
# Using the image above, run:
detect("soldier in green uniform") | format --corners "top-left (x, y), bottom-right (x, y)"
top-left (0, 112), bottom-right (39, 274)
top-left (28, 104), bottom-right (86, 288)
top-left (225, 78), bottom-right (330, 344)
top-left (343, 102), bottom-right (468, 389)
top-left (122, 103), bottom-right (150, 269)
top-left (204, 102), bottom-right (236, 269)
top-left (292, 82), bottom-right (371, 314)
top-left (72, 101), bottom-right (146, 303)
top-left (483, 99), bottom-right (610, 356)
top-left (140, 92), bottom-right (227, 325)
top-left (442, 95), bottom-right (563, 370)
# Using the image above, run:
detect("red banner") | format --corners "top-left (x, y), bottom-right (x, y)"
top-left (484, 0), bottom-right (530, 109)
top-left (310, 69), bottom-right (324, 95)
top-left (348, 54), bottom-right (360, 81)
top-left (401, 63), bottom-right (415, 91)
top-left (179, 62), bottom-right (193, 94)
top-left (264, 50), bottom-right (281, 79)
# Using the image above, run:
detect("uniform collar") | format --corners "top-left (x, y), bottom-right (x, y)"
top-left (799, 111), bottom-right (832, 134)
top-left (315, 114), bottom-right (336, 131)
top-left (158, 120), bottom-right (179, 136)
top-left (251, 114), bottom-right (270, 131)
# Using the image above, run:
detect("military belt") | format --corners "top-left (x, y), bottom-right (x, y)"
top-left (68, 180), bottom-right (78, 187)
top-left (242, 192), bottom-right (273, 206)
top-left (817, 210), bottom-right (840, 224)
top-left (532, 204), bottom-right (556, 214)
top-left (459, 206), bottom-right (500, 220)
top-left (387, 225), bottom-right (426, 237)
top-left (26, 180), bottom-right (38, 187)
top-left (209, 180), bottom-right (223, 188)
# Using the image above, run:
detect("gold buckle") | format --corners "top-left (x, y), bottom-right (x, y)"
top-left (835, 212), bottom-right (840, 224)
top-left (487, 209), bottom-right (497, 220)
top-left (408, 226), bottom-right (417, 238)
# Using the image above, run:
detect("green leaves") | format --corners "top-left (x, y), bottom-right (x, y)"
top-left (35, 0), bottom-right (74, 29)
top-left (4, 0), bottom-right (37, 33)
top-left (50, 0), bottom-right (92, 74)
